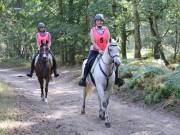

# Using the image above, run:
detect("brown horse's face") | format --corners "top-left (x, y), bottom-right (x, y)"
top-left (40, 45), bottom-right (49, 61)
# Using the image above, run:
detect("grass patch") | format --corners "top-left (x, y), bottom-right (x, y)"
top-left (0, 81), bottom-right (8, 92)
top-left (0, 56), bottom-right (29, 67)
top-left (0, 81), bottom-right (16, 134)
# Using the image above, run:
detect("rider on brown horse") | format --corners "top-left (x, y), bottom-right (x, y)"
top-left (27, 22), bottom-right (59, 78)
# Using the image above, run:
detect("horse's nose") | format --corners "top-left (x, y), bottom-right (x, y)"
top-left (115, 61), bottom-right (120, 66)
top-left (113, 58), bottom-right (121, 66)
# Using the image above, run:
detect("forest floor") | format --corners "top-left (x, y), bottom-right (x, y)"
top-left (0, 66), bottom-right (180, 135)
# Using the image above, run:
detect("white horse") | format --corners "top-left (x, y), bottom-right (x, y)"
top-left (80, 39), bottom-right (121, 128)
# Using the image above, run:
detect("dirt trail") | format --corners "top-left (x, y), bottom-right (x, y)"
top-left (0, 67), bottom-right (180, 135)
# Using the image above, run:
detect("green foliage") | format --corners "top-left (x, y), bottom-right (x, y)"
top-left (176, 64), bottom-right (180, 70)
top-left (0, 81), bottom-right (8, 92)
top-left (0, 0), bottom-right (179, 65)
top-left (75, 54), bottom-right (84, 65)
top-left (0, 56), bottom-right (28, 67)
top-left (144, 86), bottom-right (164, 104)
top-left (119, 59), bottom-right (179, 105)
top-left (164, 71), bottom-right (180, 98)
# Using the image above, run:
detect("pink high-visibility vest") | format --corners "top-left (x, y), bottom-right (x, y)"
top-left (37, 32), bottom-right (49, 48)
top-left (92, 26), bottom-right (109, 51)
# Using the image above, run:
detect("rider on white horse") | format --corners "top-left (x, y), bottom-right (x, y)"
top-left (79, 14), bottom-right (110, 86)
top-left (79, 14), bottom-right (122, 87)
top-left (27, 22), bottom-right (59, 78)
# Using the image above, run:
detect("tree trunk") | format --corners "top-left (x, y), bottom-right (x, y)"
top-left (149, 14), bottom-right (170, 65)
top-left (159, 46), bottom-right (169, 66)
top-left (68, 0), bottom-right (74, 23)
top-left (82, 0), bottom-right (89, 56)
top-left (111, 0), bottom-right (118, 39)
top-left (69, 42), bottom-right (76, 65)
top-left (16, 0), bottom-right (22, 8)
top-left (149, 15), bottom-right (161, 59)
top-left (58, 0), bottom-right (64, 64)
top-left (120, 21), bottom-right (127, 59)
top-left (132, 0), bottom-right (141, 58)
top-left (58, 0), bottom-right (63, 16)
top-left (68, 0), bottom-right (75, 64)
top-left (174, 21), bottom-right (179, 60)
top-left (85, 0), bottom-right (89, 34)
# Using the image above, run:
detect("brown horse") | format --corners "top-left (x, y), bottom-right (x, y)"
top-left (35, 43), bottom-right (53, 103)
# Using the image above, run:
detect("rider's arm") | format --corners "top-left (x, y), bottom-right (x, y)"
top-left (36, 33), bottom-right (40, 50)
top-left (90, 29), bottom-right (100, 51)
top-left (47, 32), bottom-right (51, 49)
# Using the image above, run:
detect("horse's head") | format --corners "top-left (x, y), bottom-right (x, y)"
top-left (39, 43), bottom-right (49, 61)
top-left (107, 39), bottom-right (121, 66)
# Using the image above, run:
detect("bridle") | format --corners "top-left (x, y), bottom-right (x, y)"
top-left (98, 43), bottom-right (120, 91)
top-left (101, 44), bottom-right (119, 65)
top-left (39, 44), bottom-right (49, 61)
top-left (108, 44), bottom-right (120, 59)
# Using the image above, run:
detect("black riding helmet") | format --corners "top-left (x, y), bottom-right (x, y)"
top-left (94, 14), bottom-right (104, 22)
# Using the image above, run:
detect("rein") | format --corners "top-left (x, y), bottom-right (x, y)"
top-left (99, 61), bottom-right (114, 91)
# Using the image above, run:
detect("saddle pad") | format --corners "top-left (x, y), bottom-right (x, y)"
top-left (34, 54), bottom-right (39, 66)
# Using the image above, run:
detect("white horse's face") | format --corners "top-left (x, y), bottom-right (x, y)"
top-left (108, 41), bottom-right (121, 66)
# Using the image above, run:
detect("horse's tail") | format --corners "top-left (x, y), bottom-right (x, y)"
top-left (81, 59), bottom-right (88, 78)
top-left (81, 58), bottom-right (94, 97)
top-left (85, 84), bottom-right (94, 98)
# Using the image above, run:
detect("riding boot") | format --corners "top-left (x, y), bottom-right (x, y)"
top-left (52, 56), bottom-right (59, 77)
top-left (115, 66), bottom-right (119, 85)
top-left (115, 66), bottom-right (124, 86)
top-left (79, 63), bottom-right (90, 87)
top-left (27, 57), bottom-right (35, 77)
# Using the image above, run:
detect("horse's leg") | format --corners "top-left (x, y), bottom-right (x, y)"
top-left (38, 78), bottom-right (44, 101)
top-left (97, 86), bottom-right (111, 128)
top-left (104, 89), bottom-right (111, 128)
top-left (96, 86), bottom-right (106, 120)
top-left (98, 92), bottom-right (105, 120)
top-left (81, 86), bottom-right (88, 114)
top-left (44, 78), bottom-right (50, 103)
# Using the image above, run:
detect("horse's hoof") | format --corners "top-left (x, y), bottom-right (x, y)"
top-left (99, 115), bottom-right (105, 120)
top-left (44, 98), bottom-right (48, 103)
top-left (105, 122), bottom-right (111, 128)
top-left (81, 110), bottom-right (86, 115)
top-left (99, 111), bottom-right (105, 120)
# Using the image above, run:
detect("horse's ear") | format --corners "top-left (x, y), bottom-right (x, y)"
top-left (109, 38), bottom-right (112, 43)
top-left (116, 38), bottom-right (119, 43)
